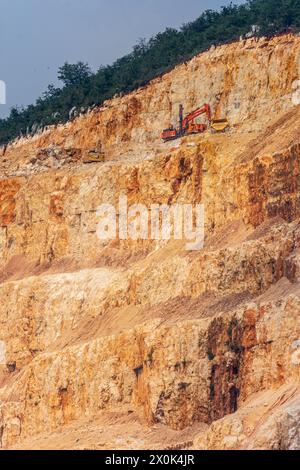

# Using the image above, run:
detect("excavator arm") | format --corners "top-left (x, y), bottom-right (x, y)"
top-left (182, 104), bottom-right (211, 128)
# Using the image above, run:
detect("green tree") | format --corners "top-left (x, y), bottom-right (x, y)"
top-left (58, 62), bottom-right (91, 87)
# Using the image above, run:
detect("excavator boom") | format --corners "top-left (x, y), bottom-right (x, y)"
top-left (182, 104), bottom-right (211, 128)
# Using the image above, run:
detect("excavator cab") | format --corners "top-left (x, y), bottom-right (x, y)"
top-left (186, 122), bottom-right (207, 135)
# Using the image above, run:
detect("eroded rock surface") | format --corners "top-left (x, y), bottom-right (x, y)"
top-left (0, 34), bottom-right (300, 450)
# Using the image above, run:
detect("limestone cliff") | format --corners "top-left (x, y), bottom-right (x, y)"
top-left (0, 34), bottom-right (300, 450)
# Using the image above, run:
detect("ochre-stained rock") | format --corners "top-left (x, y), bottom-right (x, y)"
top-left (0, 34), bottom-right (300, 449)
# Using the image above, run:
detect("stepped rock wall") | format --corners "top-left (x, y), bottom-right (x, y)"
top-left (0, 34), bottom-right (300, 449)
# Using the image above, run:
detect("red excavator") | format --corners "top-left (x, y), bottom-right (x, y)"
top-left (161, 103), bottom-right (211, 142)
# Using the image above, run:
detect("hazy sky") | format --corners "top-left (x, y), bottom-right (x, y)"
top-left (0, 0), bottom-right (244, 118)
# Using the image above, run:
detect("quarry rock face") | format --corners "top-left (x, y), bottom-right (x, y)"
top-left (0, 34), bottom-right (300, 450)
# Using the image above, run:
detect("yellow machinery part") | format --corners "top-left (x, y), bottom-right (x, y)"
top-left (83, 152), bottom-right (105, 164)
top-left (211, 118), bottom-right (229, 133)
